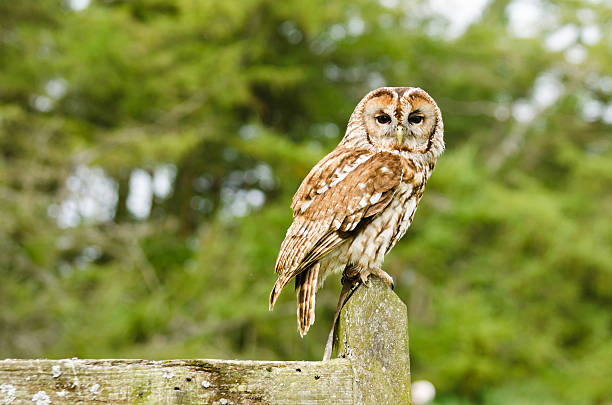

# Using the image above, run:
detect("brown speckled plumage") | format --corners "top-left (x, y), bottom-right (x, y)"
top-left (269, 87), bottom-right (445, 337)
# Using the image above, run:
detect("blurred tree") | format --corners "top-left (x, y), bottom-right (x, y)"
top-left (0, 0), bottom-right (611, 404)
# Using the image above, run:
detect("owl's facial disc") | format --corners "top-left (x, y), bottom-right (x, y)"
top-left (360, 87), bottom-right (441, 154)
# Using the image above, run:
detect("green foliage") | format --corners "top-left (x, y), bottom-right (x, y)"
top-left (1, 0), bottom-right (611, 403)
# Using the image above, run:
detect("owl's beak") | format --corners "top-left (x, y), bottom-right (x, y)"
top-left (396, 127), bottom-right (405, 144)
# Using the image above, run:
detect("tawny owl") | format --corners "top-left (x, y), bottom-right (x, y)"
top-left (269, 87), bottom-right (444, 343)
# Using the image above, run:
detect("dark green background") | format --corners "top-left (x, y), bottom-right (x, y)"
top-left (1, 1), bottom-right (611, 403)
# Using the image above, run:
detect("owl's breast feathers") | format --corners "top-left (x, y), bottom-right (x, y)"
top-left (270, 148), bottom-right (414, 304)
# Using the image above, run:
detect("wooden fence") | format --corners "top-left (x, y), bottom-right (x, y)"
top-left (0, 277), bottom-right (410, 404)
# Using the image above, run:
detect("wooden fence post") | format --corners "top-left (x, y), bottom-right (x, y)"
top-left (334, 276), bottom-right (411, 404)
top-left (0, 276), bottom-right (410, 404)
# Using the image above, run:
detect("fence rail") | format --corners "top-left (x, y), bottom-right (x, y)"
top-left (0, 277), bottom-right (410, 404)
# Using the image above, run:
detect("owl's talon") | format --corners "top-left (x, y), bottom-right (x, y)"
top-left (386, 276), bottom-right (395, 290)
top-left (366, 267), bottom-right (394, 290)
top-left (359, 273), bottom-right (371, 287)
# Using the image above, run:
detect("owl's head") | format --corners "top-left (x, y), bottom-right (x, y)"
top-left (343, 87), bottom-right (444, 162)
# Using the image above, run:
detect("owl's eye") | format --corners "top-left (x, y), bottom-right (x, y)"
top-left (408, 115), bottom-right (424, 125)
top-left (376, 114), bottom-right (391, 124)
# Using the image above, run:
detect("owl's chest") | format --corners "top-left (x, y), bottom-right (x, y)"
top-left (345, 172), bottom-right (427, 269)
top-left (387, 180), bottom-right (423, 248)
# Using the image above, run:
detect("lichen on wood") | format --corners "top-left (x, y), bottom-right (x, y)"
top-left (334, 276), bottom-right (411, 404)
top-left (0, 358), bottom-right (352, 404)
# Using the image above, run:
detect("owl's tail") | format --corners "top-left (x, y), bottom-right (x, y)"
top-left (268, 263), bottom-right (320, 337)
top-left (295, 263), bottom-right (319, 337)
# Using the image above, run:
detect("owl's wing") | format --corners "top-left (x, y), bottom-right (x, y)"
top-left (271, 148), bottom-right (411, 302)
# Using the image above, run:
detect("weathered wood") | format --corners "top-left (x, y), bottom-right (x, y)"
top-left (0, 358), bottom-right (352, 404)
top-left (0, 277), bottom-right (410, 404)
top-left (334, 276), bottom-right (411, 404)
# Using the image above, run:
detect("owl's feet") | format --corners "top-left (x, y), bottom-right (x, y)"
top-left (360, 267), bottom-right (394, 290)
